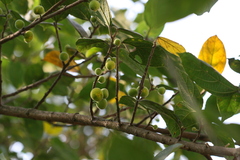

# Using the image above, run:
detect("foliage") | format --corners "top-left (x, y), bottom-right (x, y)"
top-left (1, 0), bottom-right (240, 160)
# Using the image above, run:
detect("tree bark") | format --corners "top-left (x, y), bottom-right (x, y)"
top-left (1, 105), bottom-right (240, 158)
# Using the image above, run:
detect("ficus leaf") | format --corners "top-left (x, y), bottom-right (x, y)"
top-left (119, 96), bottom-right (182, 137)
top-left (198, 35), bottom-right (226, 73)
top-left (228, 58), bottom-right (240, 74)
top-left (90, 0), bottom-right (111, 27)
top-left (43, 50), bottom-right (80, 72)
top-left (217, 92), bottom-right (240, 121)
top-left (179, 52), bottom-right (238, 96)
top-left (154, 143), bottom-right (184, 160)
top-left (157, 37), bottom-right (186, 55)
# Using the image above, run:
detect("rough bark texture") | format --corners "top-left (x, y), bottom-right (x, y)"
top-left (1, 105), bottom-right (240, 158)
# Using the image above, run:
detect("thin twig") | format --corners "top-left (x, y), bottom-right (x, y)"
top-left (102, 107), bottom-right (131, 119)
top-left (54, 22), bottom-right (62, 53)
top-left (0, 4), bottom-right (10, 106)
top-left (89, 32), bottom-right (117, 119)
top-left (34, 51), bottom-right (79, 109)
top-left (0, 0), bottom-right (87, 45)
top-left (115, 46), bottom-right (121, 124)
top-left (2, 55), bottom-right (97, 99)
top-left (130, 40), bottom-right (157, 125)
top-left (41, 0), bottom-right (67, 18)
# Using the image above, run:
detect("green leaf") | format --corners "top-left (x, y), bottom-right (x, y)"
top-left (104, 132), bottom-right (158, 160)
top-left (50, 137), bottom-right (79, 160)
top-left (225, 123), bottom-right (240, 145)
top-left (204, 95), bottom-right (220, 123)
top-left (118, 48), bottom-right (145, 76)
top-left (41, 0), bottom-right (74, 22)
top-left (139, 100), bottom-right (182, 137)
top-left (123, 38), bottom-right (166, 67)
top-left (0, 0), bottom-right (13, 4)
top-left (118, 28), bottom-right (143, 39)
top-left (159, 52), bottom-right (203, 112)
top-left (69, 2), bottom-right (91, 20)
top-left (124, 38), bottom-right (203, 113)
top-left (8, 61), bottom-right (24, 88)
top-left (173, 101), bottom-right (197, 129)
top-left (24, 119), bottom-right (43, 141)
top-left (90, 0), bottom-right (111, 27)
top-left (43, 75), bottom-right (75, 96)
top-left (182, 150), bottom-right (208, 160)
top-left (0, 153), bottom-right (7, 160)
top-left (144, 0), bottom-right (217, 32)
top-left (119, 96), bottom-right (182, 137)
top-left (210, 123), bottom-right (235, 147)
top-left (76, 38), bottom-right (108, 54)
top-left (24, 63), bottom-right (44, 85)
top-left (67, 17), bottom-right (88, 38)
top-left (179, 52), bottom-right (238, 97)
top-left (9, 0), bottom-right (28, 14)
top-left (217, 93), bottom-right (240, 121)
top-left (154, 143), bottom-right (184, 160)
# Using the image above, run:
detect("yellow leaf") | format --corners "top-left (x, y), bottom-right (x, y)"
top-left (43, 122), bottom-right (63, 136)
top-left (43, 50), bottom-right (80, 72)
top-left (198, 35), bottom-right (226, 73)
top-left (157, 37), bottom-right (186, 55)
top-left (109, 91), bottom-right (126, 105)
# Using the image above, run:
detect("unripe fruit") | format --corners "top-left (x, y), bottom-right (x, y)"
top-left (113, 38), bottom-right (121, 47)
top-left (111, 57), bottom-right (116, 63)
top-left (90, 16), bottom-right (97, 23)
top-left (89, 0), bottom-right (100, 12)
top-left (59, 52), bottom-right (69, 61)
top-left (191, 127), bottom-right (199, 132)
top-left (34, 5), bottom-right (45, 15)
top-left (128, 88), bottom-right (138, 97)
top-left (15, 19), bottom-right (25, 29)
top-left (94, 68), bottom-right (102, 76)
top-left (7, 13), bottom-right (12, 19)
top-left (90, 88), bottom-right (103, 101)
top-left (24, 30), bottom-right (33, 43)
top-left (137, 86), bottom-right (149, 98)
top-left (105, 60), bottom-right (116, 70)
top-left (157, 87), bottom-right (166, 95)
top-left (98, 76), bottom-right (106, 84)
top-left (152, 125), bottom-right (158, 130)
top-left (97, 99), bottom-right (107, 109)
top-left (101, 88), bottom-right (109, 99)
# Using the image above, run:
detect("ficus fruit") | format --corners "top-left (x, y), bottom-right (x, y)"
top-left (105, 60), bottom-right (116, 70)
top-left (137, 86), bottom-right (149, 98)
top-left (23, 30), bottom-right (33, 43)
top-left (113, 38), bottom-right (121, 47)
top-left (101, 88), bottom-right (109, 99)
top-left (97, 99), bottom-right (107, 109)
top-left (34, 5), bottom-right (45, 15)
top-left (89, 0), bottom-right (100, 12)
top-left (59, 52), bottom-right (69, 61)
top-left (98, 76), bottom-right (106, 84)
top-left (90, 88), bottom-right (103, 101)
top-left (157, 87), bottom-right (166, 95)
top-left (15, 19), bottom-right (25, 29)
top-left (94, 68), bottom-right (102, 76)
top-left (128, 88), bottom-right (138, 97)
top-left (90, 16), bottom-right (97, 23)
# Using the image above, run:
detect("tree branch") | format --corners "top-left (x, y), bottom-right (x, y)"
top-left (0, 0), bottom-right (87, 45)
top-left (0, 105), bottom-right (239, 158)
